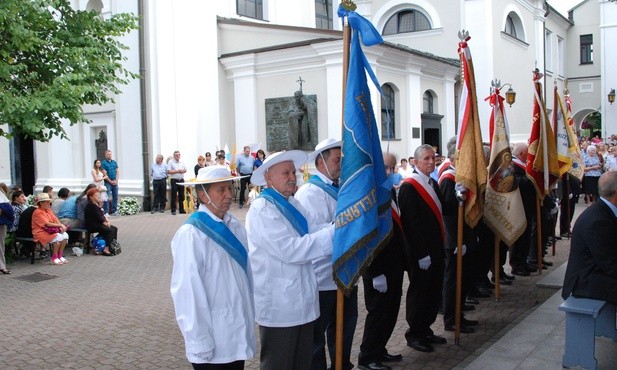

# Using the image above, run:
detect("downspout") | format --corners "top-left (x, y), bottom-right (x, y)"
top-left (139, 0), bottom-right (151, 211)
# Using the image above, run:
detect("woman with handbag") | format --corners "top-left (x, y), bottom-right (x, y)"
top-left (84, 188), bottom-right (118, 256)
top-left (32, 193), bottom-right (70, 265)
top-left (92, 159), bottom-right (110, 208)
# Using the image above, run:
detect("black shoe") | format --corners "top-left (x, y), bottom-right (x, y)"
top-left (378, 353), bottom-right (402, 363)
top-left (445, 325), bottom-right (475, 333)
top-left (239, 203), bottom-right (244, 209)
top-left (470, 289), bottom-right (491, 298)
top-left (407, 339), bottom-right (433, 352)
top-left (560, 232), bottom-right (571, 239)
top-left (491, 277), bottom-right (513, 285)
top-left (358, 362), bottom-right (391, 370)
top-left (503, 273), bottom-right (515, 281)
top-left (528, 263), bottom-right (547, 271)
top-left (160, 209), bottom-right (164, 213)
top-left (466, 297), bottom-right (480, 305)
top-left (179, 210), bottom-right (186, 214)
top-left (150, 208), bottom-right (156, 214)
top-left (462, 318), bottom-right (479, 326)
top-left (171, 211), bottom-right (176, 215)
top-left (542, 260), bottom-right (554, 267)
top-left (512, 268), bottom-right (531, 276)
top-left (462, 304), bottom-right (475, 311)
top-left (426, 334), bottom-right (447, 344)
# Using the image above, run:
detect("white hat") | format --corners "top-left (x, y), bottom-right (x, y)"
top-left (308, 138), bottom-right (343, 162)
top-left (251, 150), bottom-right (308, 186)
top-left (35, 193), bottom-right (53, 204)
top-left (178, 166), bottom-right (248, 186)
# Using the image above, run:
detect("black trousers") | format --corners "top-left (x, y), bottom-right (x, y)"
top-left (358, 269), bottom-right (403, 364)
top-left (170, 178), bottom-right (185, 212)
top-left (191, 361), bottom-right (244, 370)
top-left (405, 260), bottom-right (444, 341)
top-left (90, 224), bottom-right (118, 246)
top-left (443, 249), bottom-right (471, 326)
top-left (152, 178), bottom-right (167, 211)
top-left (238, 174), bottom-right (251, 205)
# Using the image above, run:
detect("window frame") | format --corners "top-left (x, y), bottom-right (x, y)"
top-left (315, 0), bottom-right (333, 30)
top-left (381, 84), bottom-right (396, 140)
top-left (237, 0), bottom-right (264, 20)
top-left (383, 9), bottom-right (431, 35)
top-left (580, 34), bottom-right (593, 65)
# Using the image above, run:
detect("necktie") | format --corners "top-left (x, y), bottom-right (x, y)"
top-left (332, 180), bottom-right (339, 188)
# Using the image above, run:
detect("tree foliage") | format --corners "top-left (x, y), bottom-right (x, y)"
top-left (0, 0), bottom-right (139, 141)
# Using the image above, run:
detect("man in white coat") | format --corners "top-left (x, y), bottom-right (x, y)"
top-left (295, 139), bottom-right (357, 370)
top-left (246, 150), bottom-right (335, 370)
top-left (170, 167), bottom-right (255, 370)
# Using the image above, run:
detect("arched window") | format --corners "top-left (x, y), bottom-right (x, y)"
top-left (423, 91), bottom-right (434, 113)
top-left (381, 84), bottom-right (396, 140)
top-left (86, 0), bottom-right (103, 13)
top-left (504, 12), bottom-right (525, 42)
top-left (383, 10), bottom-right (431, 35)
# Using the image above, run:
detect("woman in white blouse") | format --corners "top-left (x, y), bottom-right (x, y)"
top-left (91, 159), bottom-right (109, 205)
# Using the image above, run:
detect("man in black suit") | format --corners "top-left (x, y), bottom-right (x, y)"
top-left (562, 171), bottom-right (617, 305)
top-left (398, 144), bottom-right (447, 353)
top-left (357, 153), bottom-right (406, 370)
top-left (510, 143), bottom-right (536, 276)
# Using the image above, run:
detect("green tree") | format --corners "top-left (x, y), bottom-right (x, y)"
top-left (0, 0), bottom-right (139, 141)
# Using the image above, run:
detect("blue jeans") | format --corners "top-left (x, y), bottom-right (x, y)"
top-left (105, 182), bottom-right (119, 214)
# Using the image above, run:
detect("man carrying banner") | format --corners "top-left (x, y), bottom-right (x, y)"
top-left (170, 167), bottom-right (255, 369)
top-left (356, 152), bottom-right (406, 370)
top-left (246, 150), bottom-right (335, 370)
top-left (439, 139), bottom-right (480, 333)
top-left (295, 139), bottom-right (358, 370)
top-left (399, 144), bottom-right (447, 353)
top-left (510, 143), bottom-right (536, 276)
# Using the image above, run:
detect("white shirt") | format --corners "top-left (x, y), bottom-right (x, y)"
top-left (170, 205), bottom-right (255, 364)
top-left (168, 159), bottom-right (187, 180)
top-left (295, 172), bottom-right (338, 291)
top-left (246, 191), bottom-right (334, 327)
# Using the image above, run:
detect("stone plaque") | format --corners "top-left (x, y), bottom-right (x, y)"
top-left (265, 93), bottom-right (318, 151)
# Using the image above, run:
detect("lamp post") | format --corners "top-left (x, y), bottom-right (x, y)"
top-left (491, 80), bottom-right (516, 106)
top-left (609, 89), bottom-right (615, 105)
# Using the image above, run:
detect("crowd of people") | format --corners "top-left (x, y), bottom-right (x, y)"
top-left (168, 131), bottom-right (617, 370)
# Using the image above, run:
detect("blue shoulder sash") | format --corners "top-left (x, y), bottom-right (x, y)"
top-left (185, 211), bottom-right (248, 274)
top-left (307, 175), bottom-right (338, 200)
top-left (260, 188), bottom-right (308, 236)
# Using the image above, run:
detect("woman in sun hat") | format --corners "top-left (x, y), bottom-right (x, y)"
top-left (170, 167), bottom-right (255, 368)
top-left (32, 192), bottom-right (70, 265)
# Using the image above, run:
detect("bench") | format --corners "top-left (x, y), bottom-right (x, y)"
top-left (559, 296), bottom-right (617, 370)
top-left (12, 236), bottom-right (46, 264)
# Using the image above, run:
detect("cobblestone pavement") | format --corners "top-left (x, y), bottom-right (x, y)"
top-left (0, 203), bottom-right (581, 369)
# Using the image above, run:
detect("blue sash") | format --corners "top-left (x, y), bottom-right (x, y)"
top-left (185, 212), bottom-right (248, 274)
top-left (260, 188), bottom-right (309, 236)
top-left (307, 175), bottom-right (339, 200)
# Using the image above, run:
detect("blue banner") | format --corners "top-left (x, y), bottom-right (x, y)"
top-left (333, 8), bottom-right (392, 291)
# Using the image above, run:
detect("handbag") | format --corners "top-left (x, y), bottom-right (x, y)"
top-left (110, 239), bottom-right (122, 254)
top-left (43, 226), bottom-right (63, 234)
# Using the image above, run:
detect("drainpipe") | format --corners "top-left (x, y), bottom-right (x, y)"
top-left (138, 0), bottom-right (151, 211)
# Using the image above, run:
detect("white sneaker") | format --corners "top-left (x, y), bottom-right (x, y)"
top-left (51, 258), bottom-right (62, 265)
top-left (59, 257), bottom-right (68, 264)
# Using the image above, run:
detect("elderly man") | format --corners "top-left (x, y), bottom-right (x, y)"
top-left (168, 150), bottom-right (188, 215)
top-left (150, 154), bottom-right (168, 214)
top-left (562, 171), bottom-right (617, 305)
top-left (295, 139), bottom-right (357, 370)
top-left (398, 144), bottom-right (447, 353)
top-left (170, 167), bottom-right (255, 369)
top-left (246, 150), bottom-right (335, 370)
top-left (236, 145), bottom-right (255, 209)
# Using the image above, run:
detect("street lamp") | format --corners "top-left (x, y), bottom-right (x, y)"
top-left (609, 89), bottom-right (615, 105)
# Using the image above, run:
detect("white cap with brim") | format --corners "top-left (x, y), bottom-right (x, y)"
top-left (307, 138), bottom-right (342, 162)
top-left (251, 150), bottom-right (308, 186)
top-left (177, 166), bottom-right (248, 186)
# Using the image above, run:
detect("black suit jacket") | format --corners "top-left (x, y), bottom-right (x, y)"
top-left (439, 173), bottom-right (477, 251)
top-left (398, 175), bottom-right (445, 264)
top-left (562, 199), bottom-right (617, 305)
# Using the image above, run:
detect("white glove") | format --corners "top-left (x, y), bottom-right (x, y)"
top-left (372, 274), bottom-right (388, 293)
top-left (454, 244), bottom-right (467, 256)
top-left (418, 255), bottom-right (432, 270)
top-left (568, 193), bottom-right (573, 199)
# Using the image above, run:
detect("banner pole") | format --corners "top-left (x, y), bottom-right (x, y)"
top-left (335, 14), bottom-right (351, 370)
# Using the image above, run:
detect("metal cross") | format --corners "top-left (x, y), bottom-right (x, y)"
top-left (296, 76), bottom-right (305, 93)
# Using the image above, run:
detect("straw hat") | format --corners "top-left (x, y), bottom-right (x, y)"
top-left (178, 166), bottom-right (248, 186)
top-left (35, 193), bottom-right (52, 204)
top-left (251, 150), bottom-right (308, 186)
top-left (307, 138), bottom-right (342, 162)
